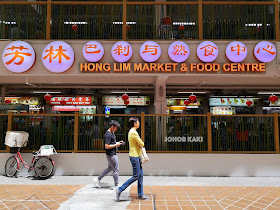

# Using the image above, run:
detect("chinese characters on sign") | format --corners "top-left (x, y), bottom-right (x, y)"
top-left (140, 41), bottom-right (161, 62)
top-left (2, 41), bottom-right (36, 73)
top-left (111, 41), bottom-right (133, 63)
top-left (254, 41), bottom-right (276, 63)
top-left (49, 96), bottom-right (92, 105)
top-left (83, 41), bottom-right (104, 62)
top-left (168, 41), bottom-right (190, 63)
top-left (226, 41), bottom-right (247, 63)
top-left (197, 41), bottom-right (218, 63)
top-left (102, 96), bottom-right (150, 106)
top-left (42, 41), bottom-right (75, 73)
top-left (0, 40), bottom-right (277, 74)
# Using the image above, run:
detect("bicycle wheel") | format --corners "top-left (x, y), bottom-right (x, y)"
top-left (34, 157), bottom-right (54, 178)
top-left (5, 156), bottom-right (18, 177)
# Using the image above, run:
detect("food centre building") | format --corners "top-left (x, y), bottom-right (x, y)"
top-left (0, 39), bottom-right (279, 115)
top-left (2, 1), bottom-right (280, 176)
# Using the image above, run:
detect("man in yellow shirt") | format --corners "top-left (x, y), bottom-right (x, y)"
top-left (116, 117), bottom-right (149, 201)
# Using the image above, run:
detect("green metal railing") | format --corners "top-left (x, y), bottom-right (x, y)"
top-left (10, 115), bottom-right (74, 151)
top-left (78, 115), bottom-right (141, 151)
top-left (203, 4), bottom-right (275, 39)
top-left (1, 1), bottom-right (280, 40)
top-left (144, 116), bottom-right (207, 151)
top-left (1, 113), bottom-right (279, 153)
top-left (51, 4), bottom-right (123, 40)
top-left (126, 5), bottom-right (198, 39)
top-left (212, 116), bottom-right (274, 151)
top-left (0, 4), bottom-right (47, 39)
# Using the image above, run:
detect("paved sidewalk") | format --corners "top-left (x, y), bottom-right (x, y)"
top-left (1, 176), bottom-right (280, 209)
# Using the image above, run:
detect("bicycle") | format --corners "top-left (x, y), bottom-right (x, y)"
top-left (4, 131), bottom-right (56, 179)
top-left (5, 147), bottom-right (55, 178)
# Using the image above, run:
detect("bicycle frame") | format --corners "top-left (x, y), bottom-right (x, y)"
top-left (13, 148), bottom-right (36, 171)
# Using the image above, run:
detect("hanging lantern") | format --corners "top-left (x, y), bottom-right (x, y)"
top-left (61, 99), bottom-right (67, 105)
top-left (124, 100), bottom-right (129, 105)
top-left (184, 100), bottom-right (190, 106)
top-left (44, 93), bottom-right (52, 101)
top-left (126, 24), bottom-right (130, 32)
top-left (4, 99), bottom-right (11, 104)
top-left (122, 94), bottom-right (129, 101)
top-left (178, 25), bottom-right (184, 31)
top-left (72, 24), bottom-right (78, 32)
top-left (269, 94), bottom-right (278, 103)
top-left (189, 94), bottom-right (197, 102)
top-left (246, 100), bottom-right (253, 106)
top-left (162, 16), bottom-right (172, 25)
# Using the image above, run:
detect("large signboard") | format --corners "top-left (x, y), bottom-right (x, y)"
top-left (102, 96), bottom-right (150, 106)
top-left (49, 96), bottom-right (93, 105)
top-left (209, 98), bottom-right (257, 106)
top-left (1, 97), bottom-right (39, 105)
top-left (1, 40), bottom-right (276, 74)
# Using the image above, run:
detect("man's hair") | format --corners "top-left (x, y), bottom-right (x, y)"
top-left (109, 120), bottom-right (120, 128)
top-left (128, 117), bottom-right (139, 128)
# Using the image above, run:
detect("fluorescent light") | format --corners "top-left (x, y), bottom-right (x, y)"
top-left (245, 23), bottom-right (270, 27)
top-left (64, 21), bottom-right (88, 25)
top-left (31, 91), bottom-right (61, 94)
top-left (258, 92), bottom-right (280, 95)
top-left (177, 92), bottom-right (207, 94)
top-left (0, 21), bottom-right (17, 25)
top-left (210, 96), bottom-right (258, 98)
top-left (173, 22), bottom-right (196, 26)
top-left (110, 92), bottom-right (140, 94)
top-left (106, 106), bottom-right (127, 108)
top-left (113, 22), bottom-right (137, 25)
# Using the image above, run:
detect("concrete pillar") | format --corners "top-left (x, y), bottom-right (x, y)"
top-left (148, 97), bottom-right (154, 114)
top-left (154, 76), bottom-right (168, 114)
top-left (1, 86), bottom-right (5, 103)
top-left (256, 99), bottom-right (264, 114)
top-left (97, 96), bottom-right (103, 114)
top-left (201, 98), bottom-right (209, 114)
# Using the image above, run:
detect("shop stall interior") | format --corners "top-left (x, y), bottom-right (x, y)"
top-left (1, 86), bottom-right (280, 115)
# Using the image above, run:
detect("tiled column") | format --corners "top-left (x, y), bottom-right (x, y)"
top-left (154, 76), bottom-right (168, 114)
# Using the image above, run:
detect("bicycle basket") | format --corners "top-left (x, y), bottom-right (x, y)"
top-left (5, 131), bottom-right (29, 148)
top-left (38, 145), bottom-right (57, 156)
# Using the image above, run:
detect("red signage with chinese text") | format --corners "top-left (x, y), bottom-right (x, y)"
top-left (49, 96), bottom-right (92, 105)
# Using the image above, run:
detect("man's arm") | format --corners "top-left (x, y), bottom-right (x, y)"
top-left (105, 142), bottom-right (122, 149)
top-left (104, 133), bottom-right (122, 149)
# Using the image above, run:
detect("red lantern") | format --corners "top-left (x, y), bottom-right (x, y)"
top-left (162, 16), bottom-right (172, 25)
top-left (122, 94), bottom-right (129, 101)
top-left (178, 25), bottom-right (184, 31)
top-left (5, 99), bottom-right (11, 104)
top-left (61, 99), bottom-right (67, 105)
top-left (189, 94), bottom-right (197, 102)
top-left (72, 24), bottom-right (78, 32)
top-left (184, 100), bottom-right (190, 106)
top-left (124, 100), bottom-right (129, 105)
top-left (126, 24), bottom-right (130, 32)
top-left (269, 94), bottom-right (278, 103)
top-left (246, 100), bottom-right (253, 106)
top-left (44, 93), bottom-right (52, 101)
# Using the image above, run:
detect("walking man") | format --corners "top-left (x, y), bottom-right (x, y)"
top-left (93, 120), bottom-right (123, 189)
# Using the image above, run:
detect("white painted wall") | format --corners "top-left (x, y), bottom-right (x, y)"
top-left (1, 153), bottom-right (280, 177)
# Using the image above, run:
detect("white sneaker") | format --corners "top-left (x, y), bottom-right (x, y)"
top-left (111, 185), bottom-right (119, 190)
top-left (93, 178), bottom-right (101, 188)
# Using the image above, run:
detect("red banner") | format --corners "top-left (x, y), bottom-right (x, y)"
top-left (50, 96), bottom-right (92, 105)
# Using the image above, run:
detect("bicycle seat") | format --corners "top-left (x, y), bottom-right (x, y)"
top-left (32, 151), bottom-right (38, 155)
